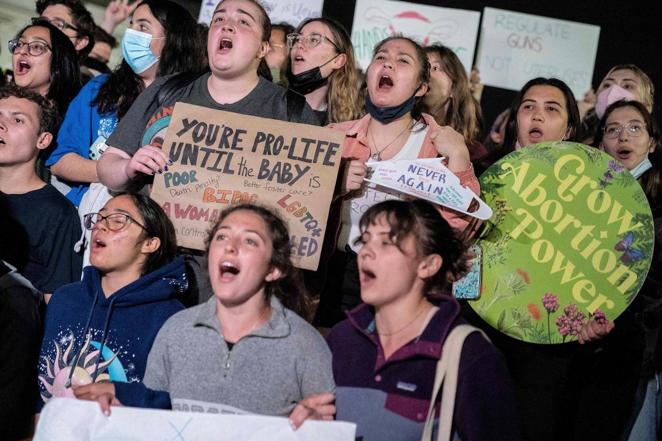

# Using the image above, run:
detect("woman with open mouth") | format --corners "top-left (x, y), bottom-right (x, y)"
top-left (9, 18), bottom-right (80, 118)
top-left (327, 199), bottom-right (520, 441)
top-left (78, 204), bottom-right (335, 429)
top-left (314, 36), bottom-right (478, 328)
top-left (285, 17), bottom-right (362, 125)
top-left (594, 100), bottom-right (662, 441)
top-left (479, 77), bottom-right (581, 172)
top-left (37, 193), bottom-right (185, 414)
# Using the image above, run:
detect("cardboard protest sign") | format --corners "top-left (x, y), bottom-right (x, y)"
top-left (351, 0), bottom-right (480, 72)
top-left (476, 7), bottom-right (600, 98)
top-left (150, 103), bottom-right (344, 271)
top-left (35, 398), bottom-right (357, 441)
top-left (199, 0), bottom-right (324, 26)
top-left (471, 142), bottom-right (653, 344)
top-left (365, 158), bottom-right (492, 219)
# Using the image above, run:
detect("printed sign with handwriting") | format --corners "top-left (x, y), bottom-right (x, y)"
top-left (150, 103), bottom-right (345, 270)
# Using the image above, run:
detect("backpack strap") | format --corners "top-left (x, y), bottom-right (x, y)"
top-left (421, 324), bottom-right (490, 441)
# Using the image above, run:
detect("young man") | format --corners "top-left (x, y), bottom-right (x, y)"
top-left (0, 85), bottom-right (82, 296)
top-left (36, 0), bottom-right (95, 57)
top-left (97, 0), bottom-right (320, 192)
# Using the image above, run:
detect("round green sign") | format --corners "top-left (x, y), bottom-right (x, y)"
top-left (471, 142), bottom-right (654, 344)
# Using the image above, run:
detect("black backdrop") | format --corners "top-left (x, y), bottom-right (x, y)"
top-left (319, 0), bottom-right (662, 131)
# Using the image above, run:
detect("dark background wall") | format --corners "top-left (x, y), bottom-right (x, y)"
top-left (320, 0), bottom-right (662, 131)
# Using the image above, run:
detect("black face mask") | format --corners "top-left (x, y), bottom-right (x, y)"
top-left (365, 93), bottom-right (417, 124)
top-left (287, 54), bottom-right (339, 95)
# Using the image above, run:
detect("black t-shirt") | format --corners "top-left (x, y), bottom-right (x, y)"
top-left (0, 184), bottom-right (83, 293)
top-left (0, 261), bottom-right (43, 440)
top-left (107, 73), bottom-right (321, 156)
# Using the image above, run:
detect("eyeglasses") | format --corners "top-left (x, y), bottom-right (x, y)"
top-left (8, 39), bottom-right (52, 56)
top-left (36, 16), bottom-right (78, 33)
top-left (83, 212), bottom-right (148, 232)
top-left (603, 122), bottom-right (647, 139)
top-left (286, 33), bottom-right (340, 52)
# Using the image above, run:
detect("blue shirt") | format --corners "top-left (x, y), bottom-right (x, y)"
top-left (46, 74), bottom-right (117, 206)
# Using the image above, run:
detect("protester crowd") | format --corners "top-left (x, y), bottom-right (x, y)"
top-left (0, 1), bottom-right (659, 440)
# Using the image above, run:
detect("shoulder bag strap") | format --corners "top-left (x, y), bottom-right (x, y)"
top-left (421, 324), bottom-right (489, 441)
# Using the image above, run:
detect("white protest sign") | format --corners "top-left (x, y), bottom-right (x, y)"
top-left (351, 0), bottom-right (480, 72)
top-left (365, 158), bottom-right (493, 220)
top-left (476, 7), bottom-right (600, 97)
top-left (262, 0), bottom-right (325, 27)
top-left (35, 398), bottom-right (357, 441)
top-left (199, 0), bottom-right (324, 27)
top-left (198, 0), bottom-right (217, 24)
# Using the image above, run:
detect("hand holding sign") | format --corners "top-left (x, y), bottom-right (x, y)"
top-left (126, 144), bottom-right (171, 177)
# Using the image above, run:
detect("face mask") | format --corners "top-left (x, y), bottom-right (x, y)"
top-left (122, 28), bottom-right (161, 74)
top-left (630, 156), bottom-right (652, 179)
top-left (595, 85), bottom-right (636, 118)
top-left (287, 55), bottom-right (339, 95)
top-left (365, 93), bottom-right (417, 124)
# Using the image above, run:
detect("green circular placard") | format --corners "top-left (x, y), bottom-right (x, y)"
top-left (471, 142), bottom-right (654, 344)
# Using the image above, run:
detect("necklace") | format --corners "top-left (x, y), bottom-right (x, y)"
top-left (369, 119), bottom-right (414, 161)
top-left (375, 303), bottom-right (429, 337)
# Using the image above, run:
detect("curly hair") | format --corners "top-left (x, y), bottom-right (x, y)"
top-left (0, 84), bottom-right (60, 134)
top-left (205, 204), bottom-right (310, 318)
top-left (358, 199), bottom-right (470, 297)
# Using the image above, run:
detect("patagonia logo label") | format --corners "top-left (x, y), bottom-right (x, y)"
top-left (396, 381), bottom-right (417, 392)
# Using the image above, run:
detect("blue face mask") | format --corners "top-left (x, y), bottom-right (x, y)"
top-left (630, 156), bottom-right (653, 179)
top-left (365, 93), bottom-right (417, 124)
top-left (122, 28), bottom-right (161, 74)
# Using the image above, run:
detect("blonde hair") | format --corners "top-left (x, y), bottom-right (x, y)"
top-left (601, 64), bottom-right (655, 112)
top-left (297, 18), bottom-right (363, 123)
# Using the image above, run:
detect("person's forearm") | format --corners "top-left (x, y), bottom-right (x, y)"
top-left (97, 150), bottom-right (131, 191)
top-left (51, 153), bottom-right (99, 184)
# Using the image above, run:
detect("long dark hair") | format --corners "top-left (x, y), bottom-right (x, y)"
top-left (206, 204), bottom-right (309, 318)
top-left (358, 199), bottom-right (470, 296)
top-left (502, 77), bottom-right (580, 152)
top-left (14, 19), bottom-right (81, 117)
top-left (478, 77), bottom-right (580, 174)
top-left (370, 36), bottom-right (430, 121)
top-left (117, 193), bottom-right (178, 276)
top-left (593, 100), bottom-right (662, 209)
top-left (93, 0), bottom-right (207, 119)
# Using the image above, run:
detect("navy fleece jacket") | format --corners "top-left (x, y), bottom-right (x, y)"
top-left (37, 257), bottom-right (187, 410)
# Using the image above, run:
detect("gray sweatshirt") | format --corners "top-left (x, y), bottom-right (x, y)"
top-left (143, 295), bottom-right (335, 416)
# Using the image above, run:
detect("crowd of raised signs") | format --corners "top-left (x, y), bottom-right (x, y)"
top-left (0, 1), bottom-right (660, 440)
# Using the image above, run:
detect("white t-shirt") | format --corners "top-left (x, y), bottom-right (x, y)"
top-left (338, 123), bottom-right (429, 252)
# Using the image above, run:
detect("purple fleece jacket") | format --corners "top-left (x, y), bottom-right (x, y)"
top-left (327, 296), bottom-right (522, 441)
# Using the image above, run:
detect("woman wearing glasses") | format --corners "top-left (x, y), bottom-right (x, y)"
top-left (286, 18), bottom-right (362, 125)
top-left (36, 193), bottom-right (185, 412)
top-left (594, 100), bottom-right (662, 441)
top-left (9, 18), bottom-right (81, 117)
top-left (46, 0), bottom-right (206, 209)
